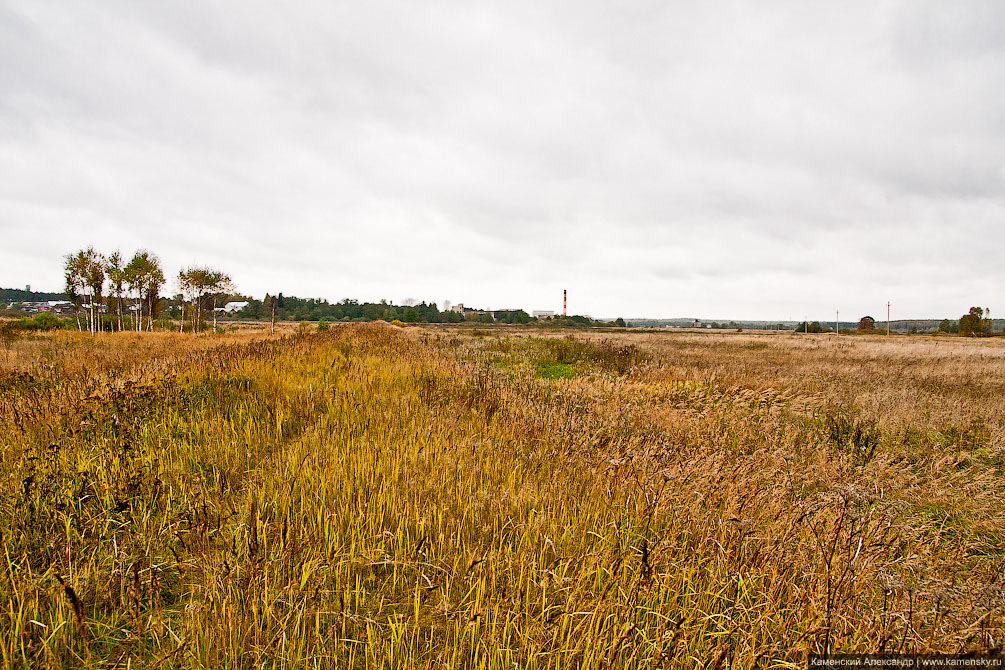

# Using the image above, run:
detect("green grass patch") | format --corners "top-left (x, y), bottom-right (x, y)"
top-left (536, 360), bottom-right (577, 379)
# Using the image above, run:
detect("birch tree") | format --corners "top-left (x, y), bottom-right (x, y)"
top-left (106, 251), bottom-right (126, 332)
top-left (63, 252), bottom-right (86, 332)
top-left (178, 267), bottom-right (209, 333)
top-left (143, 255), bottom-right (165, 330)
top-left (125, 251), bottom-right (165, 331)
top-left (64, 247), bottom-right (105, 335)
top-left (84, 249), bottom-right (106, 334)
top-left (207, 270), bottom-right (233, 334)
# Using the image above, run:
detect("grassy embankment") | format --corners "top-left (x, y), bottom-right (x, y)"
top-left (2, 325), bottom-right (1004, 667)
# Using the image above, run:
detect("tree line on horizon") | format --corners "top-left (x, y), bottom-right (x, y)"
top-left (791, 308), bottom-right (997, 336)
top-left (2, 268), bottom-right (994, 336)
top-left (1, 251), bottom-right (627, 332)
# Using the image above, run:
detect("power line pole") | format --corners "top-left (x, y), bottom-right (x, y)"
top-left (887, 301), bottom-right (890, 336)
top-left (836, 309), bottom-right (839, 335)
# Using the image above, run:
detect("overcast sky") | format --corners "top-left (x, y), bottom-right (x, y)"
top-left (1, 1), bottom-right (1003, 320)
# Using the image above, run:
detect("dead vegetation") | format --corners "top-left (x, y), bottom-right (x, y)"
top-left (1, 325), bottom-right (1003, 666)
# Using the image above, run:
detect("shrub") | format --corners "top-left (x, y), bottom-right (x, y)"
top-left (539, 337), bottom-right (643, 375)
top-left (820, 408), bottom-right (880, 464)
top-left (794, 321), bottom-right (831, 334)
top-left (0, 321), bottom-right (20, 352)
top-left (591, 341), bottom-right (644, 375)
top-left (547, 337), bottom-right (590, 364)
top-left (960, 307), bottom-right (989, 337)
top-left (25, 313), bottom-right (67, 331)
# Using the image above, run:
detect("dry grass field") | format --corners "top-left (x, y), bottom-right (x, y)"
top-left (2, 324), bottom-right (1004, 667)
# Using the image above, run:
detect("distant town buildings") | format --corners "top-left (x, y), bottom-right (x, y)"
top-left (7, 300), bottom-right (75, 313)
top-left (532, 310), bottom-right (555, 319)
top-left (442, 301), bottom-right (532, 321)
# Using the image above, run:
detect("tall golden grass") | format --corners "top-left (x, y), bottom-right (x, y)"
top-left (2, 324), bottom-right (1003, 667)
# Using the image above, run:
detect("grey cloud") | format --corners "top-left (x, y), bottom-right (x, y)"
top-left (1, 0), bottom-right (1003, 318)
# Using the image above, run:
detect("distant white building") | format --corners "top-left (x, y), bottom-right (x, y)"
top-left (217, 301), bottom-right (249, 314)
top-left (532, 310), bottom-right (555, 319)
top-left (451, 303), bottom-right (465, 313)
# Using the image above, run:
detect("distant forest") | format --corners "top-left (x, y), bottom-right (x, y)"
top-left (0, 287), bottom-right (65, 302)
top-left (207, 295), bottom-right (624, 327)
top-left (242, 295), bottom-right (521, 324)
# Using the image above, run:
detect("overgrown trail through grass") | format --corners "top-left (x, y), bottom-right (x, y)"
top-left (3, 325), bottom-right (1004, 667)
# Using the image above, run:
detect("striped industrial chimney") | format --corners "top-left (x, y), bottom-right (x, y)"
top-left (563, 289), bottom-right (567, 317)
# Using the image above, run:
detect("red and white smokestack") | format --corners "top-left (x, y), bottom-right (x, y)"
top-left (563, 289), bottom-right (567, 316)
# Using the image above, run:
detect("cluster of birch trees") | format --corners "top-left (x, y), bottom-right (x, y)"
top-left (63, 247), bottom-right (232, 335)
top-left (176, 266), bottom-right (233, 334)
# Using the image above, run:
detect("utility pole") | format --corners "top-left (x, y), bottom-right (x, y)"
top-left (887, 301), bottom-right (890, 336)
top-left (836, 309), bottom-right (839, 335)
